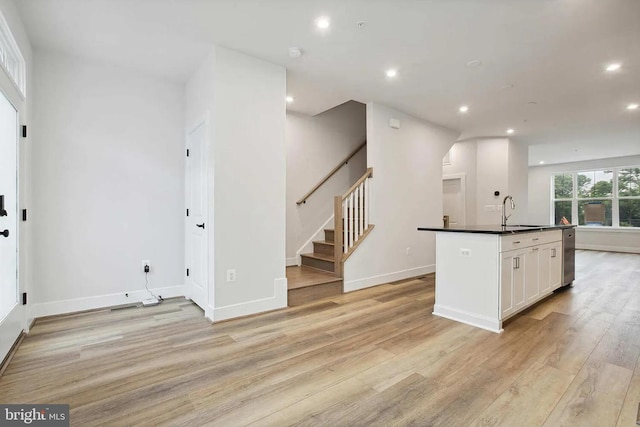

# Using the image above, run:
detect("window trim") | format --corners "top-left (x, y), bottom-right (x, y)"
top-left (0, 9), bottom-right (26, 99)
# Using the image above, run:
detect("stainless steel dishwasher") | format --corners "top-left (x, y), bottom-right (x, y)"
top-left (562, 228), bottom-right (575, 287)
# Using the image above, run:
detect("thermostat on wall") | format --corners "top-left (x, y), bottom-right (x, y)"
top-left (389, 118), bottom-right (401, 129)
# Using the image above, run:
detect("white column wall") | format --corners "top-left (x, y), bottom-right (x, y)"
top-left (343, 103), bottom-right (458, 292)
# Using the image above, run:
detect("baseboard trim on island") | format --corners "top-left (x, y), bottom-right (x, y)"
top-left (433, 304), bottom-right (503, 333)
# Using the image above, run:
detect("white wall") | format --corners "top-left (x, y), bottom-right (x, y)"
top-left (186, 45), bottom-right (287, 321)
top-left (31, 50), bottom-right (186, 317)
top-left (444, 138), bottom-right (528, 226)
top-left (343, 103), bottom-right (458, 291)
top-left (529, 154), bottom-right (640, 253)
top-left (507, 138), bottom-right (529, 225)
top-left (286, 101), bottom-right (366, 263)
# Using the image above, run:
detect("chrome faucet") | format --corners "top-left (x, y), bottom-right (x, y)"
top-left (502, 195), bottom-right (515, 227)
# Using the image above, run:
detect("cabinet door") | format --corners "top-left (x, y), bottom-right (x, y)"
top-left (501, 253), bottom-right (515, 318)
top-left (525, 248), bottom-right (540, 304)
top-left (538, 244), bottom-right (553, 295)
top-left (549, 242), bottom-right (562, 290)
top-left (501, 250), bottom-right (526, 318)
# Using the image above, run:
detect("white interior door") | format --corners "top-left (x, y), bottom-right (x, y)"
top-left (443, 176), bottom-right (465, 226)
top-left (0, 90), bottom-right (21, 361)
top-left (185, 119), bottom-right (208, 311)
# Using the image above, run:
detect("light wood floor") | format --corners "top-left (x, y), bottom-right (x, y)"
top-left (1, 250), bottom-right (640, 426)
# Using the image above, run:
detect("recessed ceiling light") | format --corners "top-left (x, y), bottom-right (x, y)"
top-left (459, 105), bottom-right (469, 113)
top-left (605, 63), bottom-right (621, 72)
top-left (288, 47), bottom-right (302, 58)
top-left (286, 96), bottom-right (294, 103)
top-left (539, 161), bottom-right (545, 165)
top-left (316, 16), bottom-right (330, 29)
top-left (627, 103), bottom-right (639, 110)
top-left (385, 69), bottom-right (398, 78)
top-left (506, 128), bottom-right (515, 134)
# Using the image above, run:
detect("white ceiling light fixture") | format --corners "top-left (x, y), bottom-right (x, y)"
top-left (605, 63), bottom-right (621, 72)
top-left (506, 128), bottom-right (515, 134)
top-left (466, 59), bottom-right (483, 69)
top-left (286, 96), bottom-right (294, 103)
top-left (539, 161), bottom-right (545, 165)
top-left (627, 103), bottom-right (639, 110)
top-left (459, 105), bottom-right (469, 113)
top-left (315, 16), bottom-right (330, 29)
top-left (385, 69), bottom-right (398, 78)
top-left (288, 47), bottom-right (302, 58)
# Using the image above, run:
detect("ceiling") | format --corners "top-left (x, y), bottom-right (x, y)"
top-left (14, 0), bottom-right (640, 165)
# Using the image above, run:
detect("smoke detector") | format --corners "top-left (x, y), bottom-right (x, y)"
top-left (288, 47), bottom-right (303, 59)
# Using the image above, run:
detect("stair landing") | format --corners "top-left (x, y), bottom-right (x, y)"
top-left (286, 266), bottom-right (342, 306)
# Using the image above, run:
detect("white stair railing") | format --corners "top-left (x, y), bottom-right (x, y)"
top-left (334, 168), bottom-right (374, 276)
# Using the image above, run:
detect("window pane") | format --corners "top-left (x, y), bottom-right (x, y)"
top-left (619, 199), bottom-right (640, 227)
top-left (554, 174), bottom-right (573, 198)
top-left (554, 201), bottom-right (572, 225)
top-left (578, 200), bottom-right (612, 226)
top-left (618, 168), bottom-right (640, 197)
top-left (577, 170), bottom-right (613, 198)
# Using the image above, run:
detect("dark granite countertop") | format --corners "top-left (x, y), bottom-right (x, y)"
top-left (417, 224), bottom-right (575, 235)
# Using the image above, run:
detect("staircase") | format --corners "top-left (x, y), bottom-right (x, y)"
top-left (289, 160), bottom-right (374, 306)
top-left (300, 228), bottom-right (338, 274)
top-left (288, 228), bottom-right (343, 306)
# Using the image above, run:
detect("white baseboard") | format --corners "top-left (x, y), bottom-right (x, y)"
top-left (576, 244), bottom-right (640, 254)
top-left (29, 285), bottom-right (186, 319)
top-left (343, 264), bottom-right (435, 293)
top-left (213, 277), bottom-right (287, 322)
top-left (433, 304), bottom-right (502, 333)
top-left (286, 257), bottom-right (299, 267)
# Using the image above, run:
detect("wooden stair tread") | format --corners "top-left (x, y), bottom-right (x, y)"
top-left (314, 240), bottom-right (335, 246)
top-left (300, 252), bottom-right (334, 262)
top-left (286, 266), bottom-right (341, 290)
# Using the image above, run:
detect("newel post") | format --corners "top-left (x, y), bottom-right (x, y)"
top-left (334, 196), bottom-right (343, 278)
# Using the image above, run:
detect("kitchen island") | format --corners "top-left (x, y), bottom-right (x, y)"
top-left (418, 224), bottom-right (574, 332)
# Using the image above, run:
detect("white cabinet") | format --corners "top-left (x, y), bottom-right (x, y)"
top-left (500, 249), bottom-right (526, 319)
top-left (541, 242), bottom-right (563, 293)
top-left (499, 232), bottom-right (562, 321)
top-left (524, 248), bottom-right (540, 304)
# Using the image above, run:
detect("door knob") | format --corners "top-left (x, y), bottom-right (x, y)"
top-left (1, 229), bottom-right (8, 238)
top-left (196, 223), bottom-right (205, 229)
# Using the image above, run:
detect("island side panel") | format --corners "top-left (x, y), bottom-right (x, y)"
top-left (433, 231), bottom-right (502, 332)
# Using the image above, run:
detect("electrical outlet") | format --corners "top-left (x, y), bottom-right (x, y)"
top-left (406, 247), bottom-right (411, 256)
top-left (141, 259), bottom-right (151, 272)
top-left (226, 269), bottom-right (236, 282)
top-left (460, 248), bottom-right (471, 257)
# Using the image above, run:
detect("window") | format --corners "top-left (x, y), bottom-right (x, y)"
top-left (552, 167), bottom-right (640, 228)
top-left (0, 10), bottom-right (26, 97)
top-left (618, 168), bottom-right (640, 227)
